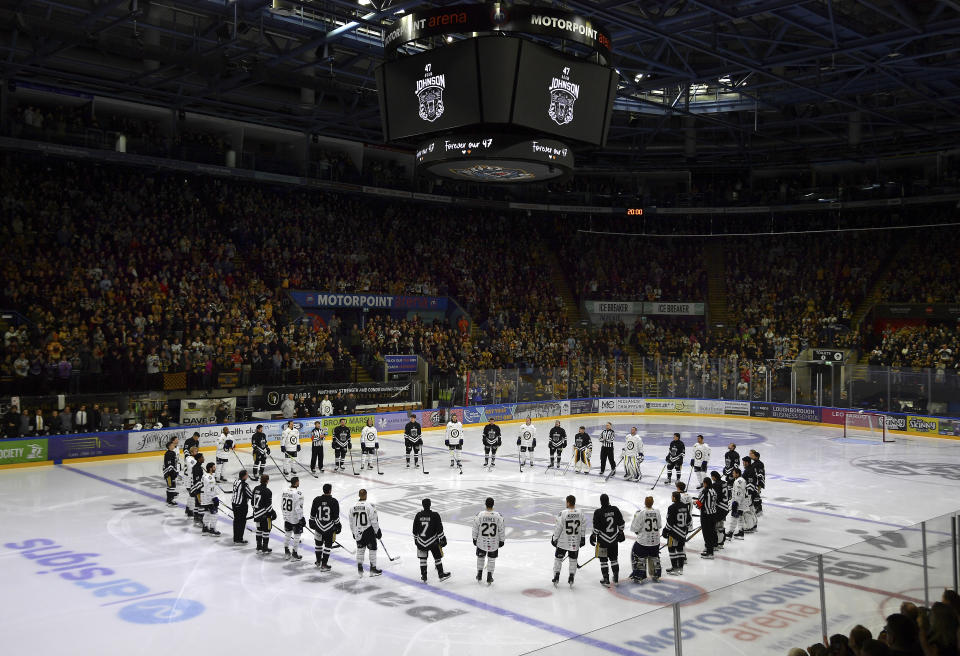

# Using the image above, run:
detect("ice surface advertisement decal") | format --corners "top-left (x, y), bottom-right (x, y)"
top-left (547, 66), bottom-right (579, 126)
top-left (3, 537), bottom-right (204, 624)
top-left (416, 63), bottom-right (445, 122)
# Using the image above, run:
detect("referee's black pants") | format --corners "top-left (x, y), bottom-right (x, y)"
top-left (599, 446), bottom-right (615, 473)
top-left (233, 504), bottom-right (248, 542)
top-left (311, 445), bottom-right (324, 471)
top-left (701, 513), bottom-right (717, 554)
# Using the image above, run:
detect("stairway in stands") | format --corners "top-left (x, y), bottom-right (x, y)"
top-left (705, 242), bottom-right (731, 333)
top-left (546, 253), bottom-right (584, 327)
top-left (351, 357), bottom-right (375, 383)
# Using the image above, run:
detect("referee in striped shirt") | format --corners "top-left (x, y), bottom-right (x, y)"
top-left (232, 470), bottom-right (253, 544)
top-left (696, 477), bottom-right (718, 559)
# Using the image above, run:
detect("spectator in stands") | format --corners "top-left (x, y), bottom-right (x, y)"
top-left (280, 393), bottom-right (296, 419)
top-left (850, 625), bottom-right (874, 656)
top-left (74, 405), bottom-right (89, 433)
top-left (58, 405), bottom-right (73, 434)
top-left (882, 613), bottom-right (921, 656)
top-left (30, 407), bottom-right (47, 435)
top-left (3, 404), bottom-right (19, 438)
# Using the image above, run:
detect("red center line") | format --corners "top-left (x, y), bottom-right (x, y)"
top-left (714, 553), bottom-right (925, 604)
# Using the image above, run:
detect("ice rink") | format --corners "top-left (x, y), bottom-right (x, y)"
top-left (3, 414), bottom-right (960, 656)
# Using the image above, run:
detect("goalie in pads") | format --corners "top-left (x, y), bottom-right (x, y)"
top-left (623, 427), bottom-right (643, 481)
top-left (573, 427), bottom-right (592, 474)
top-left (472, 497), bottom-right (504, 585)
top-left (630, 496), bottom-right (662, 582)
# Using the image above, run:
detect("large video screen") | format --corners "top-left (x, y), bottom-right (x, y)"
top-left (511, 40), bottom-right (617, 146)
top-left (376, 37), bottom-right (617, 146)
top-left (378, 38), bottom-right (481, 141)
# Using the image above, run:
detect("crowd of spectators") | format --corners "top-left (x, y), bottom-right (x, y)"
top-left (877, 228), bottom-right (960, 304)
top-left (867, 324), bottom-right (960, 374)
top-left (788, 589), bottom-right (960, 656)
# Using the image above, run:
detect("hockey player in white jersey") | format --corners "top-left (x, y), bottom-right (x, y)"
top-left (472, 497), bottom-right (505, 585)
top-left (691, 434), bottom-right (711, 489)
top-left (630, 496), bottom-right (662, 582)
top-left (623, 427), bottom-right (643, 481)
top-left (360, 418), bottom-right (379, 470)
top-left (200, 462), bottom-right (221, 537)
top-left (726, 467), bottom-right (748, 540)
top-left (280, 420), bottom-right (301, 477)
top-left (216, 426), bottom-right (232, 482)
top-left (349, 489), bottom-right (382, 576)
top-left (281, 476), bottom-right (305, 560)
top-left (445, 413), bottom-right (464, 469)
top-left (517, 417), bottom-right (537, 468)
top-left (551, 495), bottom-right (585, 587)
top-left (182, 446), bottom-right (198, 518)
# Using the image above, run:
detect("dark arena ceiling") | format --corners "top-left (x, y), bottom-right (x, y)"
top-left (2, 0), bottom-right (960, 171)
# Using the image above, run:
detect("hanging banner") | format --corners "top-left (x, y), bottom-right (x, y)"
top-left (179, 398), bottom-right (236, 425)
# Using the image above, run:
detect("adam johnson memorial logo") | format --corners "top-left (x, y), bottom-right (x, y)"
top-left (416, 63), bottom-right (445, 122)
top-left (548, 66), bottom-right (579, 126)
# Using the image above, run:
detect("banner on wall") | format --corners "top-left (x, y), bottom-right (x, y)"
top-left (180, 398), bottom-right (236, 425)
top-left (385, 355), bottom-right (419, 374)
top-left (374, 409), bottom-right (446, 432)
top-left (127, 422), bottom-right (273, 455)
top-left (724, 401), bottom-right (751, 416)
top-left (645, 399), bottom-right (695, 414)
top-left (570, 398), bottom-right (598, 415)
top-left (938, 418), bottom-right (960, 436)
top-left (50, 432), bottom-right (128, 460)
top-left (584, 300), bottom-right (705, 324)
top-left (907, 416), bottom-right (939, 434)
top-left (751, 402), bottom-right (821, 422)
top-left (290, 291), bottom-right (448, 311)
top-left (0, 438), bottom-right (48, 465)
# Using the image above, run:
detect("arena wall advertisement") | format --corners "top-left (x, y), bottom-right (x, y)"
top-left (7, 397), bottom-right (960, 467)
top-left (179, 398), bottom-right (236, 425)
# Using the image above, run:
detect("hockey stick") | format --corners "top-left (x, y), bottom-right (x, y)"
top-left (605, 455), bottom-right (625, 482)
top-left (378, 538), bottom-right (400, 562)
top-left (333, 540), bottom-right (356, 555)
top-left (650, 463), bottom-right (667, 490)
top-left (685, 463), bottom-right (694, 490)
top-left (292, 457), bottom-right (319, 479)
top-left (347, 446), bottom-right (359, 476)
top-left (268, 452), bottom-right (291, 482)
top-left (231, 448), bottom-right (248, 471)
top-left (658, 526), bottom-right (702, 551)
top-left (577, 543), bottom-right (600, 569)
top-left (375, 447), bottom-right (383, 476)
top-left (420, 447), bottom-right (429, 475)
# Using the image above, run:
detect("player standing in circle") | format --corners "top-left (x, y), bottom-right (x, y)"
top-left (741, 457), bottom-right (760, 532)
top-left (749, 449), bottom-right (765, 516)
top-left (547, 420), bottom-right (567, 468)
top-left (623, 427), bottom-right (643, 481)
top-left (630, 496), bottom-right (662, 583)
top-left (216, 426), bottom-right (232, 482)
top-left (252, 474), bottom-right (276, 554)
top-left (413, 498), bottom-right (451, 583)
top-left (517, 417), bottom-right (537, 468)
top-left (332, 418), bottom-right (352, 471)
top-left (710, 471), bottom-right (729, 550)
top-left (190, 452), bottom-right (206, 527)
top-left (665, 433), bottom-right (685, 484)
top-left (663, 491), bottom-right (690, 575)
top-left (726, 468), bottom-right (746, 540)
top-left (281, 476), bottom-right (305, 561)
top-left (482, 419), bottom-right (502, 467)
top-left (573, 426), bottom-right (592, 474)
top-left (250, 425), bottom-right (268, 480)
top-left (231, 469), bottom-right (252, 544)
top-left (200, 462), bottom-right (221, 536)
top-left (445, 413), bottom-right (464, 469)
top-left (310, 421), bottom-right (326, 473)
top-left (350, 489), bottom-right (382, 577)
top-left (551, 494), bottom-right (585, 587)
top-left (404, 413), bottom-right (423, 468)
top-left (182, 445), bottom-right (198, 518)
top-left (723, 443), bottom-right (740, 485)
top-left (162, 437), bottom-right (180, 506)
top-left (691, 435), bottom-right (711, 489)
top-left (598, 422), bottom-right (616, 476)
top-left (472, 497), bottom-right (504, 585)
top-left (360, 418), bottom-right (378, 470)
top-left (310, 483), bottom-right (341, 571)
top-left (591, 493), bottom-right (625, 587)
top-left (280, 420), bottom-right (301, 477)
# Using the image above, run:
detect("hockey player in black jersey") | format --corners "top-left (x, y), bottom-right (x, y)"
top-left (162, 437), bottom-right (179, 506)
top-left (710, 471), bottom-right (729, 550)
top-left (310, 483), bottom-right (341, 570)
top-left (190, 452), bottom-right (206, 527)
top-left (413, 498), bottom-right (451, 583)
top-left (666, 433), bottom-right (685, 484)
top-left (404, 413), bottom-right (423, 468)
top-left (482, 420), bottom-right (502, 467)
top-left (749, 449), bottom-right (765, 516)
top-left (573, 427), bottom-right (592, 474)
top-left (182, 431), bottom-right (200, 459)
top-left (663, 490), bottom-right (691, 575)
top-left (250, 425), bottom-right (268, 480)
top-left (741, 456), bottom-right (760, 531)
top-left (332, 418), bottom-right (352, 471)
top-left (723, 443), bottom-right (740, 484)
top-left (547, 421), bottom-right (567, 469)
top-left (252, 474), bottom-right (276, 554)
top-left (590, 493), bottom-right (625, 587)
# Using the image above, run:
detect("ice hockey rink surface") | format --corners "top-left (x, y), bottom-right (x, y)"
top-left (2, 415), bottom-right (959, 656)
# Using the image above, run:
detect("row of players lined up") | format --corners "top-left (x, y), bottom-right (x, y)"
top-left (168, 413), bottom-right (767, 488)
top-left (160, 443), bottom-right (767, 587)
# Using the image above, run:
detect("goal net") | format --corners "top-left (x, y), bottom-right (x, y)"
top-left (843, 411), bottom-right (893, 443)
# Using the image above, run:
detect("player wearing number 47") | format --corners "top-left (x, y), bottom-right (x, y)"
top-left (473, 497), bottom-right (504, 585)
top-left (551, 494), bottom-right (585, 587)
top-left (413, 499), bottom-right (451, 583)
